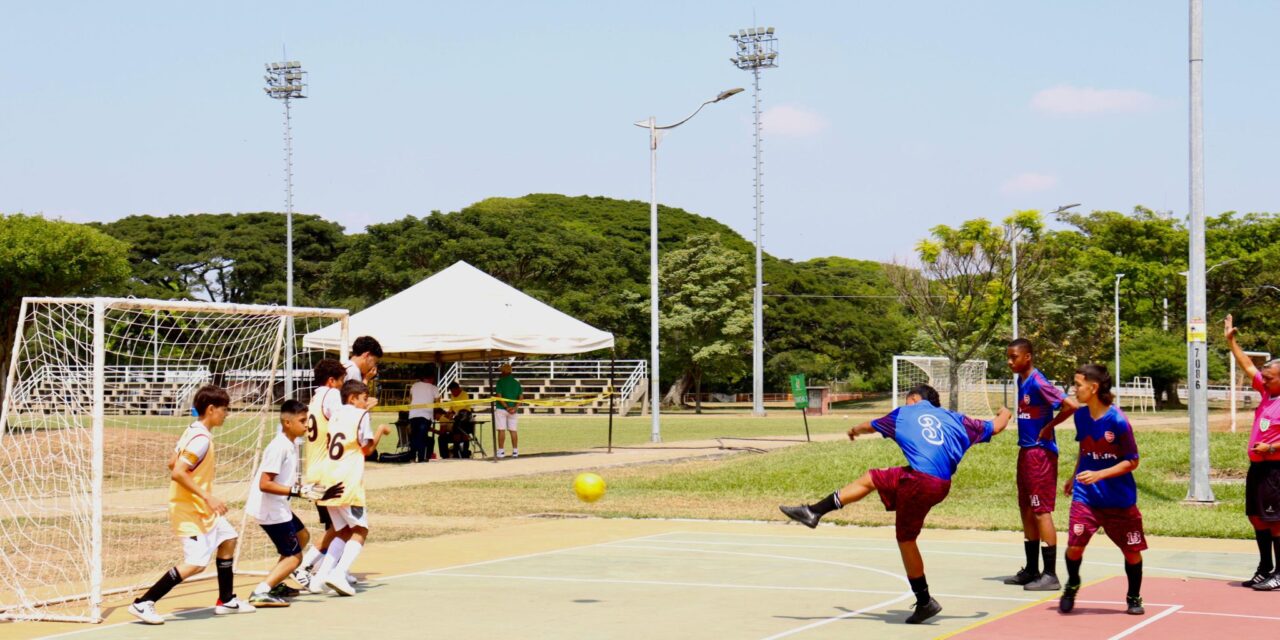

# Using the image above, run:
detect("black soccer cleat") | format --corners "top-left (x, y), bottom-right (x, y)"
top-left (1252, 572), bottom-right (1280, 591)
top-left (1242, 569), bottom-right (1270, 588)
top-left (1059, 583), bottom-right (1079, 614)
top-left (1125, 595), bottom-right (1145, 615)
top-left (269, 583), bottom-right (300, 598)
top-left (778, 505), bottom-right (820, 529)
top-left (904, 597), bottom-right (942, 624)
top-left (1003, 566), bottom-right (1040, 585)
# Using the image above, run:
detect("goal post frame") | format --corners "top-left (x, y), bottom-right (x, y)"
top-left (0, 296), bottom-right (349, 623)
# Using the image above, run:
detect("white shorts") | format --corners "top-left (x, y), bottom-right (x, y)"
top-left (495, 410), bottom-right (518, 431)
top-left (326, 505), bottom-right (369, 530)
top-left (181, 516), bottom-right (238, 567)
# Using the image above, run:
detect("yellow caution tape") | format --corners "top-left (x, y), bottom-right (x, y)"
top-left (370, 390), bottom-right (616, 413)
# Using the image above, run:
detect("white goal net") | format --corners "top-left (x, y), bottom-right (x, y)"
top-left (892, 355), bottom-right (993, 417)
top-left (0, 297), bottom-right (347, 622)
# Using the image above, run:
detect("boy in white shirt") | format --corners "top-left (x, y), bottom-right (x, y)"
top-left (298, 359), bottom-right (349, 583)
top-left (342, 336), bottom-right (382, 383)
top-left (408, 371), bottom-right (439, 462)
top-left (244, 399), bottom-right (344, 607)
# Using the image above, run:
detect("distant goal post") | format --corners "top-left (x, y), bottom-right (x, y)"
top-left (891, 355), bottom-right (993, 417)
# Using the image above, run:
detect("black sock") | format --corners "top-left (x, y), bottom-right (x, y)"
top-left (136, 567), bottom-right (183, 604)
top-left (1065, 555), bottom-right (1082, 586)
top-left (1125, 560), bottom-right (1143, 598)
top-left (1024, 540), bottom-right (1040, 573)
top-left (808, 492), bottom-right (842, 516)
top-left (1271, 535), bottom-right (1280, 575)
top-left (216, 558), bottom-right (234, 603)
top-left (1257, 529), bottom-right (1274, 573)
top-left (1041, 545), bottom-right (1057, 577)
top-left (908, 575), bottom-right (930, 606)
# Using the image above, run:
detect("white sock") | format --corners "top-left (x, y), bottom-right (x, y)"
top-left (302, 545), bottom-right (323, 571)
top-left (316, 539), bottom-right (345, 581)
top-left (254, 581), bottom-right (271, 595)
top-left (334, 540), bottom-right (364, 577)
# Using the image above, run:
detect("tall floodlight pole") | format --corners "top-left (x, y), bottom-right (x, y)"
top-left (1114, 273), bottom-right (1125, 408)
top-left (264, 59), bottom-right (307, 396)
top-left (731, 27), bottom-right (777, 417)
top-left (634, 88), bottom-right (743, 443)
top-left (1187, 0), bottom-right (1214, 503)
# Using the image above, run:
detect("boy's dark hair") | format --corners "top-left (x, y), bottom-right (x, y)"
top-left (448, 381), bottom-right (461, 392)
top-left (313, 358), bottom-right (346, 386)
top-left (905, 384), bottom-right (941, 408)
top-left (341, 380), bottom-right (369, 404)
top-left (280, 399), bottom-right (307, 416)
top-left (1075, 363), bottom-right (1114, 405)
top-left (193, 385), bottom-right (231, 416)
top-left (351, 336), bottom-right (383, 358)
top-left (1007, 338), bottom-right (1034, 355)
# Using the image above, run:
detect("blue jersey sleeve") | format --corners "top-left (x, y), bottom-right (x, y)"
top-left (1033, 376), bottom-right (1066, 411)
top-left (961, 415), bottom-right (994, 445)
top-left (871, 409), bottom-right (900, 439)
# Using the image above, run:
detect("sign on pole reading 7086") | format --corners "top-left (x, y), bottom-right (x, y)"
top-left (790, 374), bottom-right (808, 409)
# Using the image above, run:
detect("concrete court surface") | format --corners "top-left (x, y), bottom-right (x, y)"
top-left (4, 517), bottom-right (1259, 640)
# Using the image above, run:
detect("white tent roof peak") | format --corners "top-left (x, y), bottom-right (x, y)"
top-left (303, 261), bottom-right (614, 362)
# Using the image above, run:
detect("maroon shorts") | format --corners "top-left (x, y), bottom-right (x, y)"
top-left (870, 466), bottom-right (952, 542)
top-left (1016, 447), bottom-right (1058, 515)
top-left (1067, 501), bottom-right (1147, 552)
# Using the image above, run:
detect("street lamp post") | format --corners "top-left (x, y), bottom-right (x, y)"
top-left (1186, 0), bottom-right (1215, 504)
top-left (264, 59), bottom-right (307, 396)
top-left (730, 27), bottom-right (777, 417)
top-left (634, 88), bottom-right (743, 443)
top-left (1114, 273), bottom-right (1125, 408)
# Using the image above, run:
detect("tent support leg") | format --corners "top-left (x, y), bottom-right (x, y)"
top-left (488, 353), bottom-right (498, 463)
top-left (608, 349), bottom-right (615, 453)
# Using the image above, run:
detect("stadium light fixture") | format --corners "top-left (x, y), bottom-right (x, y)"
top-left (263, 56), bottom-right (308, 396)
top-left (633, 88), bottom-right (742, 443)
top-left (729, 25), bottom-right (778, 417)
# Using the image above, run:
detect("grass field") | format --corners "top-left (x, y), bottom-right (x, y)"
top-left (366, 427), bottom-right (1257, 540)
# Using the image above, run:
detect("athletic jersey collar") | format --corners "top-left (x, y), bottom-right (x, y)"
top-left (187, 420), bottom-right (212, 437)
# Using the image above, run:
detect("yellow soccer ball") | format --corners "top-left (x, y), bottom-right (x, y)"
top-left (572, 472), bottom-right (606, 503)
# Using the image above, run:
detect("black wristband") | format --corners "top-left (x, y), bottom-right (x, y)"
top-left (289, 486), bottom-right (301, 498)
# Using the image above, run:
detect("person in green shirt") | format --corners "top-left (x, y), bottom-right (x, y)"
top-left (495, 363), bottom-right (523, 458)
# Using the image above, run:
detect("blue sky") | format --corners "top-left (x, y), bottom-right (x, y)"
top-left (2, 1), bottom-right (1278, 262)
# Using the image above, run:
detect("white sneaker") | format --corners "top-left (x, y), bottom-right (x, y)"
top-left (325, 574), bottom-right (355, 596)
top-left (497, 450), bottom-right (506, 459)
top-left (346, 572), bottom-right (359, 585)
top-left (128, 600), bottom-right (164, 625)
top-left (290, 567), bottom-right (312, 588)
top-left (214, 596), bottom-right (257, 615)
top-left (512, 449), bottom-right (519, 458)
top-left (308, 575), bottom-right (330, 594)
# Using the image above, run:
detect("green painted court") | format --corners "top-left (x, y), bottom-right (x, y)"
top-left (13, 518), bottom-right (1261, 640)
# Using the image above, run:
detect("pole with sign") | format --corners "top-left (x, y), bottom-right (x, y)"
top-left (790, 374), bottom-right (811, 442)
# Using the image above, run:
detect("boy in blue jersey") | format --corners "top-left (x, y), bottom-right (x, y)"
top-left (1059, 364), bottom-right (1146, 616)
top-left (779, 384), bottom-right (1012, 625)
top-left (1004, 338), bottom-right (1077, 591)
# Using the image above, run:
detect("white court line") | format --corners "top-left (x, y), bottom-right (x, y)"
top-left (637, 535), bottom-right (1242, 580)
top-left (1108, 604), bottom-right (1182, 640)
top-left (39, 531), bottom-right (673, 639)
top-left (429, 571), bottom-right (1037, 603)
top-left (757, 593), bottom-right (915, 640)
top-left (1177, 610), bottom-right (1280, 621)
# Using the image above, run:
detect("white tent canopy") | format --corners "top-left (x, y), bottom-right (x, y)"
top-left (303, 261), bottom-right (615, 362)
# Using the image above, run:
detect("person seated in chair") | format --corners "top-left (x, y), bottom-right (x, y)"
top-left (444, 382), bottom-right (476, 459)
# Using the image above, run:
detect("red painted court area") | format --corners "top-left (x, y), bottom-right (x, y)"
top-left (952, 576), bottom-right (1277, 639)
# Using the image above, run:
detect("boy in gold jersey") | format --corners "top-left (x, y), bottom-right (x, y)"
top-left (313, 380), bottom-right (391, 596)
top-left (128, 385), bottom-right (256, 625)
top-left (298, 359), bottom-right (347, 584)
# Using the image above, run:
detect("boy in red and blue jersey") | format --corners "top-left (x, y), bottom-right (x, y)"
top-left (1059, 364), bottom-right (1146, 616)
top-left (779, 384), bottom-right (1012, 625)
top-left (1004, 339), bottom-right (1077, 591)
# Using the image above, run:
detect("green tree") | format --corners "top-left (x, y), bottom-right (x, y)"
top-left (93, 212), bottom-right (347, 306)
top-left (1120, 327), bottom-right (1187, 408)
top-left (0, 214), bottom-right (131, 400)
top-left (1016, 271), bottom-right (1113, 385)
top-left (890, 211), bottom-right (1045, 410)
top-left (657, 234), bottom-right (752, 411)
